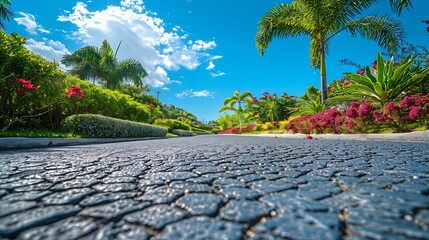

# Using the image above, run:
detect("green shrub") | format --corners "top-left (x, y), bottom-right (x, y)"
top-left (171, 129), bottom-right (194, 137)
top-left (64, 77), bottom-right (159, 123)
top-left (154, 119), bottom-right (191, 132)
top-left (0, 31), bottom-right (67, 130)
top-left (61, 114), bottom-right (168, 138)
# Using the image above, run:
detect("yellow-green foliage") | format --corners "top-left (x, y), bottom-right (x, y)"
top-left (0, 31), bottom-right (67, 129)
top-left (171, 129), bottom-right (194, 136)
top-left (154, 119), bottom-right (191, 132)
top-left (64, 76), bottom-right (159, 123)
top-left (61, 114), bottom-right (168, 138)
top-left (261, 122), bottom-right (274, 130)
top-left (279, 120), bottom-right (290, 129)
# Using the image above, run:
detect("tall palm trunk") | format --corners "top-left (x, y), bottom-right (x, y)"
top-left (319, 41), bottom-right (327, 103)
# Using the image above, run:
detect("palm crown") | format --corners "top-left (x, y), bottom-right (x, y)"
top-left (256, 0), bottom-right (409, 102)
top-left (61, 40), bottom-right (148, 90)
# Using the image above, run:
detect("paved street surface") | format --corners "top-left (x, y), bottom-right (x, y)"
top-left (0, 135), bottom-right (429, 239)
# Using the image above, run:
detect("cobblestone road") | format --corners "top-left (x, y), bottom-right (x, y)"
top-left (1, 135), bottom-right (429, 239)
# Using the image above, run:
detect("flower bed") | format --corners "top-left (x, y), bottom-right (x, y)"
top-left (288, 94), bottom-right (429, 134)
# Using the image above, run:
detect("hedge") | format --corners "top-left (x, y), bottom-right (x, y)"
top-left (154, 119), bottom-right (191, 132)
top-left (61, 114), bottom-right (168, 138)
top-left (64, 77), bottom-right (157, 123)
top-left (171, 129), bottom-right (194, 137)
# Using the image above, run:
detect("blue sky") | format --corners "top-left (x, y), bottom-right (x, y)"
top-left (5, 0), bottom-right (429, 122)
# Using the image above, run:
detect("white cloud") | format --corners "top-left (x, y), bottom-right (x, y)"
top-left (210, 72), bottom-right (226, 77)
top-left (205, 55), bottom-right (223, 71)
top-left (206, 61), bottom-right (215, 70)
top-left (162, 87), bottom-right (169, 91)
top-left (25, 38), bottom-right (70, 69)
top-left (176, 89), bottom-right (214, 98)
top-left (57, 1), bottom-right (218, 88)
top-left (14, 12), bottom-right (50, 35)
top-left (191, 40), bottom-right (216, 51)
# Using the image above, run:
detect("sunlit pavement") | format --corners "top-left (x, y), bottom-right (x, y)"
top-left (0, 135), bottom-right (428, 239)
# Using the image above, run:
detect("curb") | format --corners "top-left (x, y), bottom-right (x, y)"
top-left (0, 137), bottom-right (168, 151)
top-left (227, 130), bottom-right (429, 143)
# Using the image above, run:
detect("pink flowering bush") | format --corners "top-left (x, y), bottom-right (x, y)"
top-left (288, 95), bottom-right (429, 134)
top-left (218, 125), bottom-right (255, 134)
top-left (372, 94), bottom-right (429, 131)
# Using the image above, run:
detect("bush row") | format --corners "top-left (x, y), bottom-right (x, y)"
top-left (171, 129), bottom-right (194, 136)
top-left (154, 119), bottom-right (191, 132)
top-left (61, 114), bottom-right (168, 138)
top-left (64, 77), bottom-right (159, 123)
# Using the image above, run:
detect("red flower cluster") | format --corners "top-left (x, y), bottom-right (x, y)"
top-left (66, 86), bottom-right (84, 99)
top-left (15, 78), bottom-right (38, 95)
top-left (374, 94), bottom-right (429, 123)
top-left (288, 95), bottom-right (429, 134)
top-left (218, 125), bottom-right (255, 134)
top-left (149, 104), bottom-right (155, 109)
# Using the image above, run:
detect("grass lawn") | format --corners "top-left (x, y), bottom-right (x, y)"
top-left (0, 129), bottom-right (80, 138)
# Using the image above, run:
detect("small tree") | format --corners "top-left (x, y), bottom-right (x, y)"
top-left (219, 91), bottom-right (253, 131)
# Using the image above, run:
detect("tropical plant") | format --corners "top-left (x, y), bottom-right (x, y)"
top-left (255, 0), bottom-right (406, 103)
top-left (219, 91), bottom-right (253, 130)
top-left (0, 31), bottom-right (66, 130)
top-left (0, 0), bottom-right (13, 29)
top-left (297, 86), bottom-right (331, 115)
top-left (329, 53), bottom-right (429, 105)
top-left (61, 40), bottom-right (148, 90)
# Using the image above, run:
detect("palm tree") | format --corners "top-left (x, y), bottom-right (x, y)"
top-left (256, 0), bottom-right (407, 103)
top-left (219, 91), bottom-right (253, 131)
top-left (61, 40), bottom-right (148, 90)
top-left (0, 0), bottom-right (13, 29)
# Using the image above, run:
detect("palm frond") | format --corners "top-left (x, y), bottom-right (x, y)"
top-left (346, 15), bottom-right (404, 54)
top-left (389, 0), bottom-right (413, 15)
top-left (255, 2), bottom-right (307, 55)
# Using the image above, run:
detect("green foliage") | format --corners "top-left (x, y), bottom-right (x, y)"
top-left (61, 39), bottom-right (148, 90)
top-left (119, 84), bottom-right (157, 105)
top-left (0, 31), bottom-right (67, 130)
top-left (160, 104), bottom-right (198, 125)
top-left (219, 90), bottom-right (253, 130)
top-left (61, 114), bottom-right (168, 138)
top-left (255, 92), bottom-right (297, 123)
top-left (64, 76), bottom-right (156, 123)
top-left (171, 129), bottom-right (194, 137)
top-left (0, 1), bottom-right (13, 29)
top-left (330, 53), bottom-right (429, 105)
top-left (255, 0), bottom-right (405, 101)
top-left (297, 86), bottom-right (331, 115)
top-left (154, 119), bottom-right (191, 132)
top-left (216, 113), bottom-right (239, 130)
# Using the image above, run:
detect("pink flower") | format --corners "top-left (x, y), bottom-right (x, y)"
top-left (373, 111), bottom-right (388, 122)
top-left (149, 104), bottom-right (155, 109)
top-left (15, 78), bottom-right (38, 95)
top-left (385, 102), bottom-right (399, 115)
top-left (409, 106), bottom-right (422, 121)
top-left (400, 96), bottom-right (412, 108)
top-left (358, 102), bottom-right (373, 117)
top-left (358, 69), bottom-right (365, 75)
top-left (66, 86), bottom-right (84, 99)
top-left (306, 135), bottom-right (313, 140)
top-left (344, 81), bottom-right (352, 86)
top-left (346, 106), bottom-right (359, 118)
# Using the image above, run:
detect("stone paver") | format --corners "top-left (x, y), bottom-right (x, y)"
top-left (0, 135), bottom-right (428, 239)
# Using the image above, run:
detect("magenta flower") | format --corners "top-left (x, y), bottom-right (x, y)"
top-left (344, 81), bottom-right (352, 86)
top-left (358, 102), bottom-right (373, 117)
top-left (409, 106), bottom-right (422, 121)
top-left (66, 86), bottom-right (84, 99)
top-left (15, 78), bottom-right (38, 95)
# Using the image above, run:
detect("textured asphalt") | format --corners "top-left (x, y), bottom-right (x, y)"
top-left (0, 135), bottom-right (428, 239)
